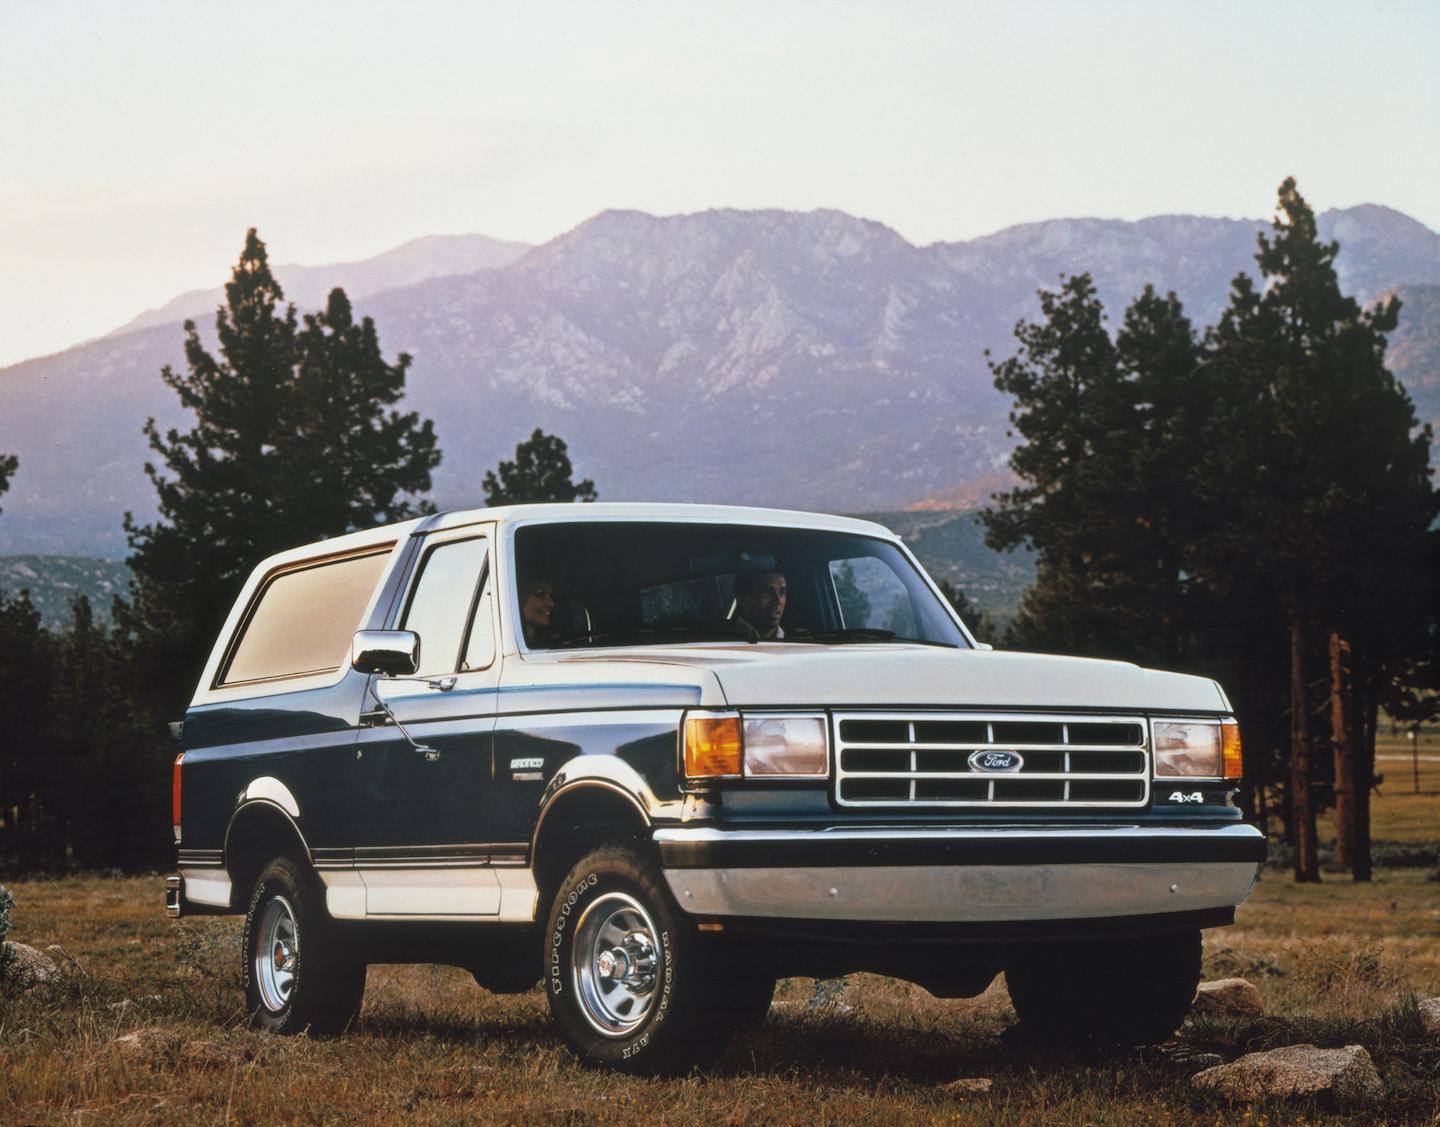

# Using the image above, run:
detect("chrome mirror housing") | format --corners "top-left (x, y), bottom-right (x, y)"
top-left (351, 629), bottom-right (420, 676)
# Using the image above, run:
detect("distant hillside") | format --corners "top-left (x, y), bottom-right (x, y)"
top-left (0, 556), bottom-right (130, 628)
top-left (1, 203), bottom-right (1435, 557)
top-left (110, 233), bottom-right (533, 336)
top-left (857, 510), bottom-right (1033, 621)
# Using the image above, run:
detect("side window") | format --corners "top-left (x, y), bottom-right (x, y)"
top-left (829, 556), bottom-right (916, 636)
top-left (401, 537), bottom-right (489, 675)
top-left (220, 548), bottom-right (392, 686)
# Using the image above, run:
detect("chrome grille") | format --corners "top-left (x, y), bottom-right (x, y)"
top-left (833, 712), bottom-right (1150, 808)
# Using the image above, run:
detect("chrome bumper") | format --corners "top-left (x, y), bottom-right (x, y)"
top-left (655, 823), bottom-right (1264, 924)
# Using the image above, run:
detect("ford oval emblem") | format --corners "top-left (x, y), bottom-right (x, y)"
top-left (968, 750), bottom-right (1024, 773)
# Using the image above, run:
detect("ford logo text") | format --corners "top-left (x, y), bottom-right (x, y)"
top-left (968, 750), bottom-right (1025, 773)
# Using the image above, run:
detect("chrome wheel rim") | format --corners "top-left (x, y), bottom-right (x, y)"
top-left (572, 892), bottom-right (660, 1036)
top-left (254, 895), bottom-right (298, 1014)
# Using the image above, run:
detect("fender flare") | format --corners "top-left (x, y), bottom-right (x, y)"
top-left (531, 754), bottom-right (658, 859)
top-left (223, 795), bottom-right (312, 868)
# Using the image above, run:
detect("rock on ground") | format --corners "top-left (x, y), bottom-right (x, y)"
top-left (942, 1078), bottom-right (993, 1096)
top-left (1189, 977), bottom-right (1265, 1018)
top-left (112, 1028), bottom-right (255, 1070)
top-left (3, 942), bottom-right (58, 991)
top-left (1419, 997), bottom-right (1440, 1037)
top-left (1191, 1044), bottom-right (1384, 1107)
top-left (112, 1028), bottom-right (185, 1066)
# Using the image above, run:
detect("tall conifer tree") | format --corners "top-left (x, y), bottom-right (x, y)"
top-left (1200, 179), bottom-right (1436, 880)
top-left (122, 229), bottom-right (439, 711)
top-left (984, 180), bottom-right (1436, 880)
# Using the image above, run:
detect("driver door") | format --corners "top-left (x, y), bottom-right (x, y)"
top-left (353, 527), bottom-right (503, 915)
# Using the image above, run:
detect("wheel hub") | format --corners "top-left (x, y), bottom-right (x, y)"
top-left (253, 895), bottom-right (299, 1014)
top-left (572, 893), bottom-right (663, 1036)
top-left (598, 930), bottom-right (656, 989)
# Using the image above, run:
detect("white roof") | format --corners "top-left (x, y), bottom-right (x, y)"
top-left (417, 501), bottom-right (897, 538)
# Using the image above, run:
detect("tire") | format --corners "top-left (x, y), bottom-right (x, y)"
top-left (1004, 929), bottom-right (1202, 1047)
top-left (544, 843), bottom-right (735, 1072)
top-left (241, 856), bottom-right (367, 1036)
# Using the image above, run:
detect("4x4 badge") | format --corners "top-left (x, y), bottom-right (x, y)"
top-left (968, 750), bottom-right (1024, 773)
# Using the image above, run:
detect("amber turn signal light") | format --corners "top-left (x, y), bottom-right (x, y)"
top-left (1221, 720), bottom-right (1243, 781)
top-left (683, 713), bottom-right (743, 779)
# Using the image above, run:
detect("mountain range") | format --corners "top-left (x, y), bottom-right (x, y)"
top-left (0, 204), bottom-right (1436, 558)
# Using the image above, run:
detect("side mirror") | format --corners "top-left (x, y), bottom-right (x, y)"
top-left (351, 630), bottom-right (420, 676)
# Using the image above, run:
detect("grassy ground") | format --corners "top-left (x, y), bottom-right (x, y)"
top-left (1, 768), bottom-right (1436, 1124)
top-left (1361, 729), bottom-right (1440, 844)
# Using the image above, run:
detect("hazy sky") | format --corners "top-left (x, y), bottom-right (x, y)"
top-left (2, 0), bottom-right (1436, 368)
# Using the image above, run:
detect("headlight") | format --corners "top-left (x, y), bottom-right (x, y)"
top-left (742, 715), bottom-right (828, 777)
top-left (1153, 718), bottom-right (1242, 780)
top-left (682, 711), bottom-right (830, 780)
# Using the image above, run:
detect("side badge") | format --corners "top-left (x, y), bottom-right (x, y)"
top-left (510, 756), bottom-right (544, 781)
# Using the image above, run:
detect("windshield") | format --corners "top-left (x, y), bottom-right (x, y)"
top-left (512, 521), bottom-right (970, 650)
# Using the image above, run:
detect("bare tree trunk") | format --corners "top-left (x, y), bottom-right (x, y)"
top-left (1290, 616), bottom-right (1321, 882)
top-left (1352, 682), bottom-right (1377, 882)
top-left (1329, 631), bottom-right (1354, 870)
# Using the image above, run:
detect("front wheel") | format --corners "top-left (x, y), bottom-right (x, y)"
top-left (544, 843), bottom-right (734, 1072)
top-left (1004, 929), bottom-right (1202, 1046)
top-left (241, 857), bottom-right (366, 1035)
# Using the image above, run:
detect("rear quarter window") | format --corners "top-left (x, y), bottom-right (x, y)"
top-left (219, 547), bottom-right (392, 686)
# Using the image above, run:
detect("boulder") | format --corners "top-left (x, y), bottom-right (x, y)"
top-left (1191, 1044), bottom-right (1383, 1107)
top-left (1190, 977), bottom-right (1265, 1018)
top-left (1419, 997), bottom-right (1440, 1037)
top-left (3, 942), bottom-right (58, 991)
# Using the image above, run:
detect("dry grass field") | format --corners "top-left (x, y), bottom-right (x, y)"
top-left (2, 745), bottom-right (1436, 1125)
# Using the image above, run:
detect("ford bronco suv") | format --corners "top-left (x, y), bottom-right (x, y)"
top-left (167, 503), bottom-right (1264, 1070)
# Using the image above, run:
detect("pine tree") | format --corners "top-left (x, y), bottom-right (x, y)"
top-left (121, 229), bottom-right (440, 710)
top-left (0, 590), bottom-right (57, 864)
top-left (280, 287), bottom-right (440, 547)
top-left (982, 180), bottom-right (1436, 881)
top-left (1200, 179), bottom-right (1437, 881)
top-left (981, 275), bottom-right (1204, 665)
top-left (482, 428), bottom-right (597, 505)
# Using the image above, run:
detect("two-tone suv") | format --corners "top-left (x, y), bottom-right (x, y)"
top-left (167, 503), bottom-right (1264, 1070)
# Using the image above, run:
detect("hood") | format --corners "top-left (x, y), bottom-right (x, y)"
top-left (532, 643), bottom-right (1228, 713)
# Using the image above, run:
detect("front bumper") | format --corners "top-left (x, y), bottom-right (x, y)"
top-left (656, 823), bottom-right (1265, 925)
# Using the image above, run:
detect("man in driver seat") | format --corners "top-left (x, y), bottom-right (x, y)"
top-left (734, 567), bottom-right (787, 639)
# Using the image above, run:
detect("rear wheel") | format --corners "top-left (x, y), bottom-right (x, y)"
top-left (545, 843), bottom-right (737, 1072)
top-left (241, 857), bottom-right (366, 1035)
top-left (1004, 929), bottom-right (1202, 1046)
